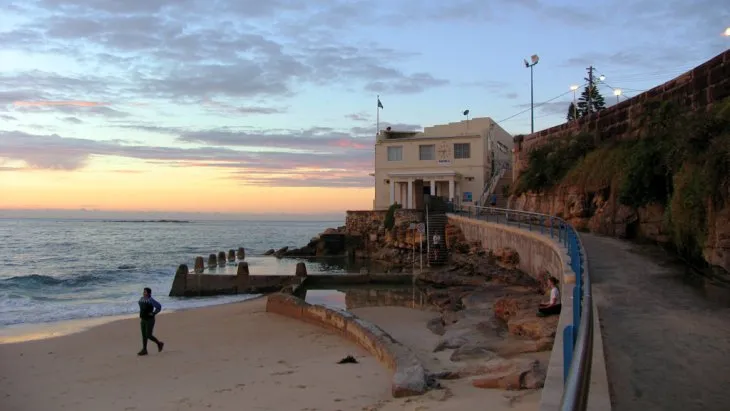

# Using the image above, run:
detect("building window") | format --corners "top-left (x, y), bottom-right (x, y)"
top-left (419, 144), bottom-right (435, 160)
top-left (454, 143), bottom-right (470, 159)
top-left (387, 146), bottom-right (402, 161)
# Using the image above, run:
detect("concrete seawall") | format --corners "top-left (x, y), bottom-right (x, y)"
top-left (447, 214), bottom-right (574, 285)
top-left (446, 214), bottom-right (611, 411)
top-left (266, 293), bottom-right (428, 398)
top-left (169, 262), bottom-right (303, 297)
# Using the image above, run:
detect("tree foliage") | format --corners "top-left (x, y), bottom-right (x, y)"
top-left (575, 80), bottom-right (606, 117)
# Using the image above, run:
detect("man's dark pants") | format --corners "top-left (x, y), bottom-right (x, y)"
top-left (140, 318), bottom-right (160, 350)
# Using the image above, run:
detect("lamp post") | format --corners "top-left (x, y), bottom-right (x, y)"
top-left (570, 85), bottom-right (579, 119)
top-left (524, 54), bottom-right (540, 134)
top-left (613, 89), bottom-right (622, 104)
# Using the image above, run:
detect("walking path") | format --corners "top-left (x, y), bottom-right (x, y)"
top-left (582, 234), bottom-right (730, 411)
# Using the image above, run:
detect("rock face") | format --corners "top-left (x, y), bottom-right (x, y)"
top-left (509, 187), bottom-right (730, 276)
top-left (268, 226), bottom-right (352, 258)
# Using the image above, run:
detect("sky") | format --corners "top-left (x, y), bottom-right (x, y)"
top-left (0, 0), bottom-right (728, 218)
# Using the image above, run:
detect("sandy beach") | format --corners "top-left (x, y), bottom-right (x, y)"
top-left (1, 299), bottom-right (544, 411)
top-left (0, 298), bottom-right (391, 411)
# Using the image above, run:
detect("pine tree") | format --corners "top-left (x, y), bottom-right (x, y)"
top-left (576, 78), bottom-right (606, 117)
top-left (566, 102), bottom-right (578, 121)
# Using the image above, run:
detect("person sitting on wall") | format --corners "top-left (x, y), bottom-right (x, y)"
top-left (537, 276), bottom-right (562, 317)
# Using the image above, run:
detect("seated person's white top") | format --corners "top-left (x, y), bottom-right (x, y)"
top-left (549, 286), bottom-right (560, 306)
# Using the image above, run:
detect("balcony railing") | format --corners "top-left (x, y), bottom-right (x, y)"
top-left (451, 205), bottom-right (594, 411)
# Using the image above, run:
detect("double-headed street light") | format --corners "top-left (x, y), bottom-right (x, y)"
top-left (524, 54), bottom-right (540, 134)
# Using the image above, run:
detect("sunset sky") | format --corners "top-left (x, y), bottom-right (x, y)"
top-left (1, 0), bottom-right (727, 217)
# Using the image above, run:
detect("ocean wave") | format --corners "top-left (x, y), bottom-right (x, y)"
top-left (0, 273), bottom-right (114, 289)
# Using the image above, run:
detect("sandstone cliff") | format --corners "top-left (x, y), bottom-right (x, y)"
top-left (509, 98), bottom-right (730, 276)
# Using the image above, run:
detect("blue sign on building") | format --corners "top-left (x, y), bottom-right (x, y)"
top-left (463, 191), bottom-right (473, 202)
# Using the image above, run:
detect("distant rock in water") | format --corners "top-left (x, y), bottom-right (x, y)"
top-left (103, 220), bottom-right (191, 223)
top-left (118, 264), bottom-right (135, 270)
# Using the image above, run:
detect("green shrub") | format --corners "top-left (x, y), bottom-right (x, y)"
top-left (383, 203), bottom-right (401, 230)
top-left (514, 132), bottom-right (596, 194)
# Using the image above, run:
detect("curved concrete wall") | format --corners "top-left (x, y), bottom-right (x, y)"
top-left (266, 293), bottom-right (428, 398)
top-left (446, 214), bottom-right (611, 411)
top-left (447, 214), bottom-right (575, 284)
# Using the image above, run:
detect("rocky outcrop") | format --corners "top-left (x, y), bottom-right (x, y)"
top-left (509, 186), bottom-right (730, 276)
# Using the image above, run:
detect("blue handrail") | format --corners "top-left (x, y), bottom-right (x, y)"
top-left (452, 205), bottom-right (593, 411)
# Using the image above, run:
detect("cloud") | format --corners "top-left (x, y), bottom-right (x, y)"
top-left (13, 101), bottom-right (107, 107)
top-left (0, 6), bottom-right (449, 103)
top-left (62, 116), bottom-right (83, 124)
top-left (200, 98), bottom-right (286, 116)
top-left (0, 114), bottom-right (18, 121)
top-left (14, 103), bottom-right (130, 118)
top-left (0, 129), bottom-right (381, 187)
top-left (345, 113), bottom-right (370, 122)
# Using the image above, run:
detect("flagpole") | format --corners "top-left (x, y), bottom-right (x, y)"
top-left (376, 94), bottom-right (380, 135)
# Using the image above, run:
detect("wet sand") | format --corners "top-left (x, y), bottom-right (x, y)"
top-left (0, 298), bottom-right (390, 411)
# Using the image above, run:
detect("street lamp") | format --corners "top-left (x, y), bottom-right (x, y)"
top-left (614, 89), bottom-right (622, 104)
top-left (523, 54), bottom-right (540, 134)
top-left (570, 85), bottom-right (579, 119)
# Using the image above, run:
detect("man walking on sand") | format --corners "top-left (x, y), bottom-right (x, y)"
top-left (138, 287), bottom-right (164, 356)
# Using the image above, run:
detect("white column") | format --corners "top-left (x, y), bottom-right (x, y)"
top-left (430, 180), bottom-right (436, 196)
top-left (389, 180), bottom-right (395, 205)
top-left (448, 178), bottom-right (455, 201)
top-left (407, 179), bottom-right (414, 209)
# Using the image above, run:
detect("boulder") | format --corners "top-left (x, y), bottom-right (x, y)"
top-left (264, 249), bottom-right (275, 256)
top-left (472, 359), bottom-right (546, 390)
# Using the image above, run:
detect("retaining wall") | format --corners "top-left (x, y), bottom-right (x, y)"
top-left (266, 293), bottom-right (428, 398)
top-left (345, 209), bottom-right (424, 235)
top-left (513, 49), bottom-right (730, 179)
top-left (447, 214), bottom-right (574, 284)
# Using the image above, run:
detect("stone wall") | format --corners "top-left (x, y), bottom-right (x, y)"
top-left (513, 49), bottom-right (730, 178)
top-left (168, 263), bottom-right (303, 297)
top-left (266, 293), bottom-right (428, 398)
top-left (345, 209), bottom-right (424, 235)
top-left (446, 215), bottom-right (573, 285)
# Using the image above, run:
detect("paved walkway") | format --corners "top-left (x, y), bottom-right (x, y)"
top-left (583, 234), bottom-right (730, 411)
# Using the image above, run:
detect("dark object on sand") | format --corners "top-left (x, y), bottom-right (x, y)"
top-left (337, 355), bottom-right (358, 364)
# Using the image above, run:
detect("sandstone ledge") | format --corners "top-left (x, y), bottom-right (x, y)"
top-left (266, 293), bottom-right (428, 398)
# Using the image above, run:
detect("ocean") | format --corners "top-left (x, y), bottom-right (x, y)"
top-left (0, 218), bottom-right (348, 328)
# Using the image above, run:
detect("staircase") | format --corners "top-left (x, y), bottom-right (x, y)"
top-left (425, 196), bottom-right (449, 266)
top-left (479, 163), bottom-right (512, 209)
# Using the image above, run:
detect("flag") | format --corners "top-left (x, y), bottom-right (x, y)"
top-left (377, 98), bottom-right (383, 109)
top-left (463, 109), bottom-right (469, 116)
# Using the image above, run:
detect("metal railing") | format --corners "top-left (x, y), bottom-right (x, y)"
top-left (452, 205), bottom-right (593, 411)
